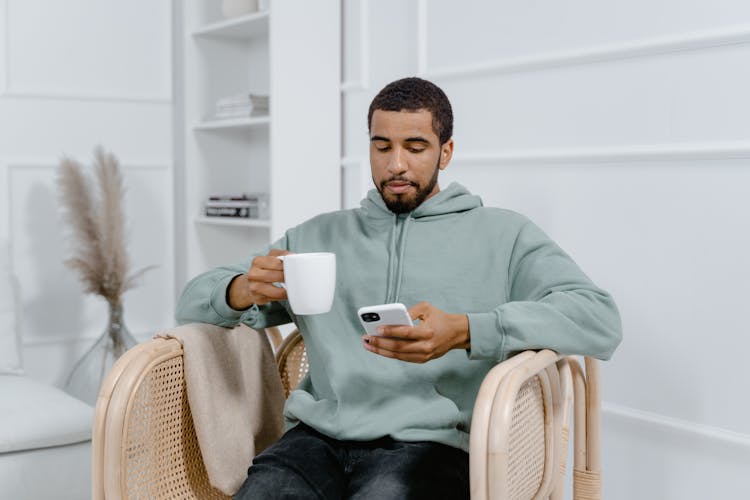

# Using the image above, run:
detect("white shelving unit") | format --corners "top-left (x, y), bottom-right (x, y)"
top-left (176, 1), bottom-right (341, 278)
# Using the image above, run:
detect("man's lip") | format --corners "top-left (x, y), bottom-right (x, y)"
top-left (385, 182), bottom-right (414, 194)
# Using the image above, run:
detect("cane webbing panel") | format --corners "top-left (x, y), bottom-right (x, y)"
top-left (278, 336), bottom-right (309, 398)
top-left (124, 355), bottom-right (230, 499)
top-left (507, 375), bottom-right (546, 500)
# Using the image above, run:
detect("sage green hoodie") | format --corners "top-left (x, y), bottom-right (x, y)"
top-left (176, 182), bottom-right (621, 451)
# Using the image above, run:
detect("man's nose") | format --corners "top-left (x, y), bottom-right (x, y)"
top-left (387, 147), bottom-right (407, 175)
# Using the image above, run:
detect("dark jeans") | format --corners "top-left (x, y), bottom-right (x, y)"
top-left (234, 423), bottom-right (469, 500)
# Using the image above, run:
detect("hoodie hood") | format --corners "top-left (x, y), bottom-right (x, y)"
top-left (360, 182), bottom-right (483, 220)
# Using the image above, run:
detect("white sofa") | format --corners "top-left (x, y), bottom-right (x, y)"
top-left (1, 241), bottom-right (93, 499)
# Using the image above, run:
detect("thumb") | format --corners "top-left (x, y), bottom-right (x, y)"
top-left (408, 301), bottom-right (431, 321)
top-left (268, 248), bottom-right (292, 257)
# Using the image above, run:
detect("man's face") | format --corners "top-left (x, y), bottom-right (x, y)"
top-left (369, 109), bottom-right (454, 214)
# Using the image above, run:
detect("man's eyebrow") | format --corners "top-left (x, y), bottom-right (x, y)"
top-left (370, 135), bottom-right (430, 144)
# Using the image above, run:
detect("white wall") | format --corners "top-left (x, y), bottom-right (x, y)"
top-left (342, 0), bottom-right (750, 497)
top-left (0, 0), bottom-right (174, 387)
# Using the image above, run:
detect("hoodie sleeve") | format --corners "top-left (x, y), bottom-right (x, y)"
top-left (466, 220), bottom-right (622, 361)
top-left (175, 238), bottom-right (292, 329)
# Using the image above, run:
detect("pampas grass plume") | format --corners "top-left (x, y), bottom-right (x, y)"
top-left (57, 147), bottom-right (152, 305)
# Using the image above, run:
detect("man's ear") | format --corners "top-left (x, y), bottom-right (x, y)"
top-left (439, 139), bottom-right (454, 170)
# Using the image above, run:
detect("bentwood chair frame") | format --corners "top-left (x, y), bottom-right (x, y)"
top-left (92, 325), bottom-right (601, 499)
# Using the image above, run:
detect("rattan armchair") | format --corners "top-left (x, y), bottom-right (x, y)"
top-left (92, 325), bottom-right (601, 499)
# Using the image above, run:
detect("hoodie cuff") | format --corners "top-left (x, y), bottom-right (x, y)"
top-left (466, 311), bottom-right (506, 361)
top-left (209, 274), bottom-right (246, 321)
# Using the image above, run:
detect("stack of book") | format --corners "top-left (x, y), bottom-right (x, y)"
top-left (204, 193), bottom-right (269, 219)
top-left (213, 93), bottom-right (269, 120)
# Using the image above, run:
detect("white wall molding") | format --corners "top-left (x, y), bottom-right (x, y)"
top-left (451, 141), bottom-right (750, 166)
top-left (340, 0), bottom-right (369, 93)
top-left (603, 402), bottom-right (750, 450)
top-left (23, 330), bottom-right (153, 347)
top-left (22, 331), bottom-right (151, 347)
top-left (0, 90), bottom-right (171, 104)
top-left (424, 24), bottom-right (750, 80)
top-left (6, 160), bottom-right (172, 171)
top-left (5, 159), bottom-right (172, 274)
top-left (5, 159), bottom-right (172, 251)
top-left (23, 334), bottom-right (98, 347)
top-left (3, 0), bottom-right (171, 103)
top-left (5, 159), bottom-right (172, 264)
top-left (8, 159), bottom-right (173, 351)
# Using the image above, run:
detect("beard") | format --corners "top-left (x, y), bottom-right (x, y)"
top-left (375, 157), bottom-right (441, 214)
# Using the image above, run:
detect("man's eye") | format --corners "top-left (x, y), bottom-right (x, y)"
top-left (376, 145), bottom-right (391, 152)
top-left (408, 147), bottom-right (425, 153)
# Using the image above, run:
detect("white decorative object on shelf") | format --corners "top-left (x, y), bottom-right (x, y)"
top-left (204, 193), bottom-right (269, 219)
top-left (222, 0), bottom-right (258, 19)
top-left (212, 92), bottom-right (269, 120)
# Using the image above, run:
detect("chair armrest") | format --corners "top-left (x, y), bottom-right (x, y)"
top-left (92, 337), bottom-right (185, 499)
top-left (92, 335), bottom-right (232, 499)
top-left (470, 350), bottom-right (566, 500)
top-left (469, 351), bottom-right (536, 499)
top-left (93, 323), bottom-right (284, 499)
top-left (469, 351), bottom-right (601, 500)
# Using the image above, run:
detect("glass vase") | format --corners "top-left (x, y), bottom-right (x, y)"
top-left (64, 302), bottom-right (137, 405)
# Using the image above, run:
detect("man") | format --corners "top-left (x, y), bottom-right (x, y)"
top-left (177, 77), bottom-right (622, 499)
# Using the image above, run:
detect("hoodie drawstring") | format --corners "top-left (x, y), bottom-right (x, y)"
top-left (385, 214), bottom-right (411, 303)
top-left (385, 215), bottom-right (399, 302)
top-left (392, 216), bottom-right (410, 301)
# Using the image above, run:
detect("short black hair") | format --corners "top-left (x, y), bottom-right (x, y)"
top-left (367, 77), bottom-right (453, 145)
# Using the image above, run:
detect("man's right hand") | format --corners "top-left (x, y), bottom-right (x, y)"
top-left (227, 249), bottom-right (290, 310)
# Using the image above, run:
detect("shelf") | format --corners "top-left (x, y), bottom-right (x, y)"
top-left (194, 216), bottom-right (271, 228)
top-left (192, 11), bottom-right (269, 39)
top-left (193, 115), bottom-right (270, 131)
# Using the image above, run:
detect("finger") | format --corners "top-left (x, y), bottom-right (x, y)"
top-left (252, 282), bottom-right (288, 301)
top-left (363, 335), bottom-right (430, 354)
top-left (376, 325), bottom-right (425, 339)
top-left (362, 339), bottom-right (430, 363)
top-left (253, 254), bottom-right (286, 271)
top-left (247, 267), bottom-right (285, 284)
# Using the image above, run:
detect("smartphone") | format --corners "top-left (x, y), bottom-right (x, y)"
top-left (358, 303), bottom-right (414, 335)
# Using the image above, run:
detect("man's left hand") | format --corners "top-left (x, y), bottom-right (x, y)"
top-left (362, 302), bottom-right (470, 363)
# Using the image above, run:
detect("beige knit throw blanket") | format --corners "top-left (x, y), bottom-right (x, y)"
top-left (155, 323), bottom-right (286, 496)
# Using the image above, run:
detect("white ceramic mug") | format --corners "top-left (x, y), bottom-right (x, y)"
top-left (277, 252), bottom-right (336, 315)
